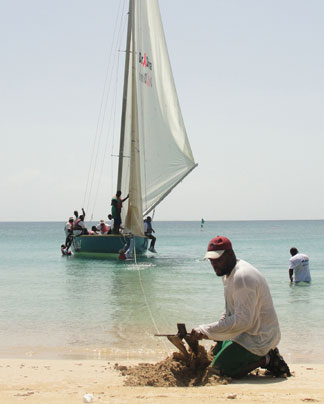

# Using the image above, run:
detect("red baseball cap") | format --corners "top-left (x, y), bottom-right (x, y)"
top-left (203, 236), bottom-right (232, 260)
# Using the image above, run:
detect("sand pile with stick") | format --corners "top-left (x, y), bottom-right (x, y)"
top-left (115, 345), bottom-right (232, 387)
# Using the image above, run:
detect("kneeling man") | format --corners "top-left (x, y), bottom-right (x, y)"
top-left (191, 236), bottom-right (290, 378)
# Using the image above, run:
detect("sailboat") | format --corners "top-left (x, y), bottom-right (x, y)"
top-left (72, 0), bottom-right (197, 256)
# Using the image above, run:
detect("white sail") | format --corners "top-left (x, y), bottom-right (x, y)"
top-left (119, 0), bottom-right (197, 234)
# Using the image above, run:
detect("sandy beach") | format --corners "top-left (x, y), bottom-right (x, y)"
top-left (0, 358), bottom-right (323, 404)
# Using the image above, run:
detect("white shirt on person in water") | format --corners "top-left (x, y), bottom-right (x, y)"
top-left (289, 253), bottom-right (311, 282)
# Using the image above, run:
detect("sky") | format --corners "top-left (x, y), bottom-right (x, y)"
top-left (1, 0), bottom-right (324, 221)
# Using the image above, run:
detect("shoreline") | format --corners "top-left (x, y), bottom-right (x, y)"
top-left (0, 342), bottom-right (324, 364)
top-left (0, 358), bottom-right (323, 404)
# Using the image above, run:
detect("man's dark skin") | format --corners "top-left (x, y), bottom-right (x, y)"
top-left (190, 249), bottom-right (267, 378)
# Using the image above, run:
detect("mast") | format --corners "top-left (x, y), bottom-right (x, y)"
top-left (124, 0), bottom-right (144, 235)
top-left (117, 0), bottom-right (132, 191)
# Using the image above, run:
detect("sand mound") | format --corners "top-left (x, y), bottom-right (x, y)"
top-left (115, 345), bottom-right (231, 387)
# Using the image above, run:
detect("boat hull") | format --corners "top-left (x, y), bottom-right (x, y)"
top-left (71, 234), bottom-right (148, 256)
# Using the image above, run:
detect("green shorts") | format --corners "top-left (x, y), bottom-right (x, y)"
top-left (211, 340), bottom-right (263, 378)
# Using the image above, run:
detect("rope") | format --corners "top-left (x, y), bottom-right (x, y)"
top-left (83, 0), bottom-right (127, 215)
top-left (132, 239), bottom-right (169, 352)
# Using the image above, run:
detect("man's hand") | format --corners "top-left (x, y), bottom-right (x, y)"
top-left (190, 328), bottom-right (207, 341)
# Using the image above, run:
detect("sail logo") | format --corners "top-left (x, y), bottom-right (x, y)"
top-left (139, 52), bottom-right (152, 70)
top-left (139, 51), bottom-right (153, 87)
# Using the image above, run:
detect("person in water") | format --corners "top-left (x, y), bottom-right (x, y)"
top-left (144, 216), bottom-right (157, 253)
top-left (111, 191), bottom-right (129, 234)
top-left (190, 236), bottom-right (290, 378)
top-left (61, 244), bottom-right (72, 256)
top-left (289, 247), bottom-right (311, 283)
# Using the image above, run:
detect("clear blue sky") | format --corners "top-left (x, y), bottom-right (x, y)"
top-left (1, 0), bottom-right (324, 221)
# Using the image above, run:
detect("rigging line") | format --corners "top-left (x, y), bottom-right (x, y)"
top-left (87, 11), bottom-right (126, 216)
top-left (133, 242), bottom-right (169, 352)
top-left (91, 14), bottom-right (128, 216)
top-left (111, 12), bottom-right (128, 198)
top-left (91, 50), bottom-right (123, 216)
top-left (89, 5), bottom-right (128, 217)
top-left (84, 0), bottom-right (127, 212)
top-left (110, 50), bottom-right (121, 198)
top-left (83, 2), bottom-right (125, 212)
top-left (83, 0), bottom-right (127, 213)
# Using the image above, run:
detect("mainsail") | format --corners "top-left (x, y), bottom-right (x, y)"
top-left (118, 0), bottom-right (197, 235)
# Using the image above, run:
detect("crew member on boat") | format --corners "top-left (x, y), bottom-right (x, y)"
top-left (89, 226), bottom-right (99, 235)
top-left (190, 236), bottom-right (291, 379)
top-left (64, 217), bottom-right (74, 251)
top-left (73, 209), bottom-right (88, 235)
top-left (144, 216), bottom-right (157, 253)
top-left (111, 191), bottom-right (129, 234)
top-left (97, 219), bottom-right (110, 235)
top-left (107, 214), bottom-right (114, 232)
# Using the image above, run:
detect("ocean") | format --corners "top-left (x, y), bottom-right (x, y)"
top-left (0, 220), bottom-right (323, 363)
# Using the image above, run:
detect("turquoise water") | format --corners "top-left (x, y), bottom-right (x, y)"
top-left (0, 221), bottom-right (323, 363)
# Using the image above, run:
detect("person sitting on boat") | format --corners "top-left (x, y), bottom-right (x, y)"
top-left (107, 214), bottom-right (114, 233)
top-left (289, 247), bottom-right (311, 283)
top-left (190, 236), bottom-right (290, 379)
top-left (111, 191), bottom-right (129, 234)
top-left (144, 216), bottom-right (157, 253)
top-left (97, 220), bottom-right (110, 235)
top-left (64, 217), bottom-right (74, 251)
top-left (88, 226), bottom-right (99, 235)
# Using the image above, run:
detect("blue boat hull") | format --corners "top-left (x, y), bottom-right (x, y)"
top-left (72, 234), bottom-right (148, 256)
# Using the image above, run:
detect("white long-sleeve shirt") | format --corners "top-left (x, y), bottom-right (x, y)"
top-left (198, 259), bottom-right (280, 356)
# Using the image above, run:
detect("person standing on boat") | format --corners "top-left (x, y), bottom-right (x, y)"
top-left (144, 216), bottom-right (157, 253)
top-left (111, 191), bottom-right (129, 234)
top-left (190, 236), bottom-right (290, 379)
top-left (73, 208), bottom-right (85, 225)
top-left (289, 247), bottom-right (311, 283)
top-left (64, 217), bottom-right (74, 251)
